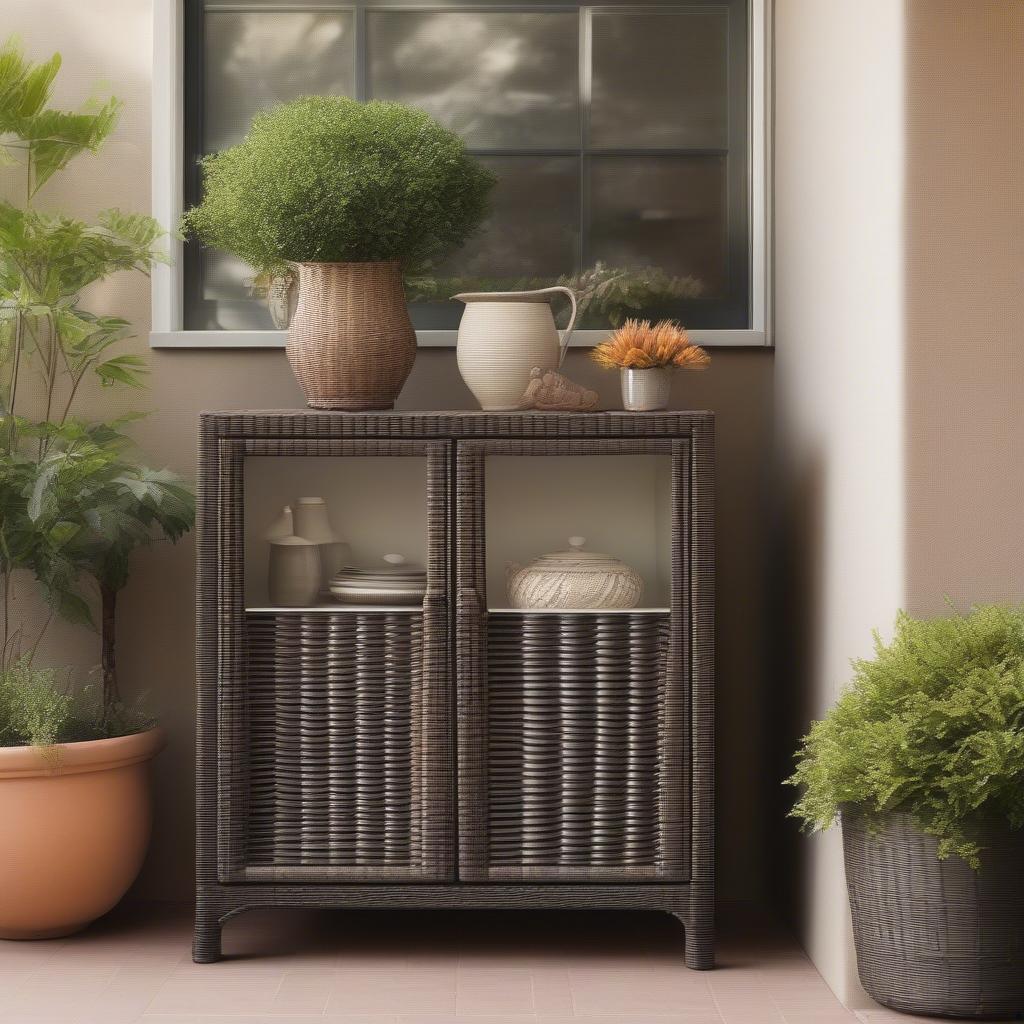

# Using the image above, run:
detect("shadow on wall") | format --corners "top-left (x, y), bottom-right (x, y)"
top-left (767, 444), bottom-right (826, 929)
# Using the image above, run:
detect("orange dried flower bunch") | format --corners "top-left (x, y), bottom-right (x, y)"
top-left (591, 319), bottom-right (711, 371)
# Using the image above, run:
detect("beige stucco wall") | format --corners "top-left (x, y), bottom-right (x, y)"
top-left (773, 0), bottom-right (905, 1007)
top-left (2, 1), bottom-right (774, 903)
top-left (775, 0), bottom-right (1023, 1008)
top-left (904, 0), bottom-right (1024, 616)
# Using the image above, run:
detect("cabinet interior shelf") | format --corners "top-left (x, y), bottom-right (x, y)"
top-left (245, 606), bottom-right (670, 615)
top-left (245, 604), bottom-right (424, 614)
top-left (488, 607), bottom-right (670, 614)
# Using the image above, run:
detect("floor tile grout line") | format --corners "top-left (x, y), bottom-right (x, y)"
top-left (705, 969), bottom-right (730, 1024)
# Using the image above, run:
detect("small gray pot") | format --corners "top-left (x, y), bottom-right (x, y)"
top-left (620, 367), bottom-right (671, 411)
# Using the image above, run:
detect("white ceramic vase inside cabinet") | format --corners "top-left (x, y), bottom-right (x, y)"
top-left (453, 287), bottom-right (578, 410)
top-left (265, 506), bottom-right (294, 541)
top-left (268, 536), bottom-right (321, 607)
top-left (293, 497), bottom-right (351, 590)
top-left (621, 367), bottom-right (671, 412)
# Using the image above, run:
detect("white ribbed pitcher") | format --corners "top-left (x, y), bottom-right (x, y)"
top-left (453, 287), bottom-right (578, 411)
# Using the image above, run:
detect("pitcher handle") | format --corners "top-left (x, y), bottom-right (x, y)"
top-left (533, 286), bottom-right (578, 368)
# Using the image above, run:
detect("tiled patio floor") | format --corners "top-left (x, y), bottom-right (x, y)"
top-left (0, 903), bottom-right (994, 1024)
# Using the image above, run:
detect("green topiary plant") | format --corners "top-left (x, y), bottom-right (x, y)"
top-left (182, 96), bottom-right (496, 273)
top-left (787, 604), bottom-right (1024, 868)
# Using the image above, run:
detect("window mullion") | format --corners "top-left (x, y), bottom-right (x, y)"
top-left (355, 4), bottom-right (367, 100)
top-left (578, 5), bottom-right (591, 275)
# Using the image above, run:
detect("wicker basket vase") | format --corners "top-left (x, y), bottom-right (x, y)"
top-left (842, 807), bottom-right (1024, 1019)
top-left (286, 262), bottom-right (416, 410)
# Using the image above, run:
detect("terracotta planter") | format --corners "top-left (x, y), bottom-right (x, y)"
top-left (286, 262), bottom-right (416, 410)
top-left (0, 727), bottom-right (164, 939)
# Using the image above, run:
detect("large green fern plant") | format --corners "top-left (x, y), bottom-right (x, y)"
top-left (0, 39), bottom-right (194, 740)
top-left (788, 604), bottom-right (1024, 867)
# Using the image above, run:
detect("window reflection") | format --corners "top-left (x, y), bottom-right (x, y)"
top-left (437, 156), bottom-right (579, 279)
top-left (367, 11), bottom-right (579, 149)
top-left (590, 10), bottom-right (729, 150)
top-left (590, 157), bottom-right (727, 297)
top-left (204, 12), bottom-right (355, 152)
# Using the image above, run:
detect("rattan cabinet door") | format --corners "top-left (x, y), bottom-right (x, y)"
top-left (212, 438), bottom-right (453, 884)
top-left (456, 437), bottom-right (706, 884)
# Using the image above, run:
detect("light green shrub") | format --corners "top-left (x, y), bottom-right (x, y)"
top-left (788, 605), bottom-right (1024, 867)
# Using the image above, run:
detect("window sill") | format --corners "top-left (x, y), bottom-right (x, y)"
top-left (148, 328), bottom-right (769, 350)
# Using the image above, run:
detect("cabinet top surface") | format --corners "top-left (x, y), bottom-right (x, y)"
top-left (200, 409), bottom-right (714, 440)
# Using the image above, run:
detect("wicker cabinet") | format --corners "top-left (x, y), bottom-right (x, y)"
top-left (195, 412), bottom-right (714, 968)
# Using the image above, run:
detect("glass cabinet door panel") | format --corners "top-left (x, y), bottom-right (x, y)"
top-left (243, 456), bottom-right (428, 608)
top-left (217, 440), bottom-right (451, 884)
top-left (456, 440), bottom-right (690, 884)
top-left (485, 454), bottom-right (672, 611)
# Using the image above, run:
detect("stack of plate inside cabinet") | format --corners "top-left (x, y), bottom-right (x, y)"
top-left (330, 555), bottom-right (426, 606)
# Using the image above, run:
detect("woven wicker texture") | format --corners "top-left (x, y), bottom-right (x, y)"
top-left (454, 437), bottom-right (694, 887)
top-left (843, 808), bottom-right (1024, 1019)
top-left (195, 412), bottom-right (714, 969)
top-left (286, 262), bottom-right (416, 411)
top-left (245, 612), bottom-right (423, 868)
top-left (487, 612), bottom-right (672, 876)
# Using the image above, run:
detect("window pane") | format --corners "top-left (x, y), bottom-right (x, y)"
top-left (367, 11), bottom-right (579, 149)
top-left (590, 10), bottom-right (729, 150)
top-left (204, 11), bottom-right (355, 152)
top-left (589, 156), bottom-right (727, 298)
top-left (441, 156), bottom-right (579, 279)
top-left (407, 157), bottom-right (579, 330)
top-left (195, 250), bottom-right (271, 331)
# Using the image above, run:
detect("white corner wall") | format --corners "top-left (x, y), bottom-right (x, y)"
top-left (773, 0), bottom-right (905, 1007)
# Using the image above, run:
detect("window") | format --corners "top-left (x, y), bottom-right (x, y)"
top-left (152, 0), bottom-right (769, 346)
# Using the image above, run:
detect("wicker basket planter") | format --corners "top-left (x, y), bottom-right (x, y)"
top-left (286, 262), bottom-right (416, 410)
top-left (843, 807), bottom-right (1024, 1019)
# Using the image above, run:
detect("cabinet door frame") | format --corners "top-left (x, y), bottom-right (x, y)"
top-left (455, 435), bottom-right (714, 884)
top-left (206, 437), bottom-right (453, 883)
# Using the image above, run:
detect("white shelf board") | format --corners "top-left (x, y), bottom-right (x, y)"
top-left (246, 604), bottom-right (423, 614)
top-left (488, 607), bottom-right (670, 615)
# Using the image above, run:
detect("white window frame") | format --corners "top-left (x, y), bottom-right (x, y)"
top-left (150, 0), bottom-right (772, 349)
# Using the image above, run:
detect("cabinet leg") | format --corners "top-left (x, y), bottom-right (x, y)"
top-left (674, 912), bottom-right (715, 970)
top-left (193, 904), bottom-right (222, 963)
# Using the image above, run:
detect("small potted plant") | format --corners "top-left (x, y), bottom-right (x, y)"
top-left (0, 39), bottom-right (194, 939)
top-left (788, 605), bottom-right (1024, 1019)
top-left (183, 96), bottom-right (496, 411)
top-left (591, 318), bottom-right (710, 411)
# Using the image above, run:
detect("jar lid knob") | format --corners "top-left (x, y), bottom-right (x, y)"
top-left (568, 536), bottom-right (586, 550)
top-left (383, 553), bottom-right (406, 565)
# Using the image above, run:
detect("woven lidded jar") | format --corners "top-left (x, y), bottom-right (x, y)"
top-left (506, 536), bottom-right (642, 610)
